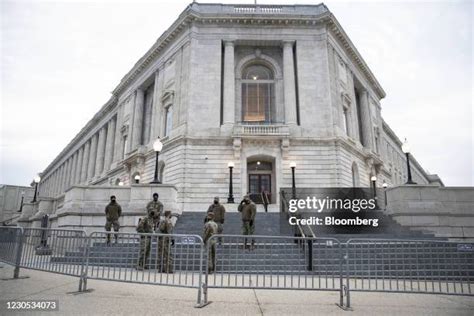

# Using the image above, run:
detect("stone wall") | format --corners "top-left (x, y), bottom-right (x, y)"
top-left (17, 184), bottom-right (178, 234)
top-left (387, 186), bottom-right (474, 240)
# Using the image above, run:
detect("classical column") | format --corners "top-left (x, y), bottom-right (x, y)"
top-left (149, 71), bottom-right (161, 141)
top-left (359, 90), bottom-right (374, 151)
top-left (58, 164), bottom-right (65, 193)
top-left (87, 134), bottom-right (98, 180)
top-left (223, 41), bottom-right (235, 126)
top-left (71, 153), bottom-right (78, 186)
top-left (67, 158), bottom-right (73, 188)
top-left (103, 118), bottom-right (116, 172)
top-left (75, 147), bottom-right (83, 185)
top-left (113, 114), bottom-right (123, 163)
top-left (62, 160), bottom-right (69, 191)
top-left (81, 141), bottom-right (90, 183)
top-left (131, 89), bottom-right (144, 150)
top-left (95, 126), bottom-right (107, 175)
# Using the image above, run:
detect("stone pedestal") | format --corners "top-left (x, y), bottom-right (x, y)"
top-left (46, 184), bottom-right (179, 234)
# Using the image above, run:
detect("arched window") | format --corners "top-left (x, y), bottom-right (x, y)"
top-left (241, 64), bottom-right (275, 123)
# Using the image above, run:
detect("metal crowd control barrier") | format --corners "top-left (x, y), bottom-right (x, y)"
top-left (2, 227), bottom-right (474, 309)
top-left (344, 238), bottom-right (474, 308)
top-left (20, 228), bottom-right (88, 289)
top-left (203, 235), bottom-right (344, 306)
top-left (82, 232), bottom-right (205, 305)
top-left (0, 226), bottom-right (24, 278)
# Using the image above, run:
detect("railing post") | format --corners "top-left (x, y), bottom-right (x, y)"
top-left (78, 232), bottom-right (90, 292)
top-left (13, 227), bottom-right (24, 279)
top-left (307, 239), bottom-right (313, 271)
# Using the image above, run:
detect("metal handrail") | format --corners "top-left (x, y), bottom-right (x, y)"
top-left (1, 214), bottom-right (21, 226)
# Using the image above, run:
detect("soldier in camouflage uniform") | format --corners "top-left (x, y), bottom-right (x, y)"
top-left (146, 193), bottom-right (164, 230)
top-left (136, 210), bottom-right (154, 270)
top-left (104, 195), bottom-right (122, 245)
top-left (205, 197), bottom-right (225, 240)
top-left (203, 212), bottom-right (218, 273)
top-left (157, 210), bottom-right (173, 273)
top-left (238, 195), bottom-right (257, 250)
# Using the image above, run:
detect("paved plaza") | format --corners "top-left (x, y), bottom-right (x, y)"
top-left (1, 265), bottom-right (473, 316)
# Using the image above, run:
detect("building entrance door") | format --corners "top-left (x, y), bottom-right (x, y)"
top-left (248, 174), bottom-right (271, 204)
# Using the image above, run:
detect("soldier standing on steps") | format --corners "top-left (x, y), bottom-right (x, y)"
top-left (205, 197), bottom-right (226, 243)
top-left (146, 193), bottom-right (163, 231)
top-left (203, 212), bottom-right (218, 273)
top-left (158, 210), bottom-right (174, 273)
top-left (104, 195), bottom-right (122, 245)
top-left (137, 210), bottom-right (154, 270)
top-left (238, 195), bottom-right (257, 250)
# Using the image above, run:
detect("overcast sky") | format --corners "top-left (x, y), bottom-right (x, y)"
top-left (1, 0), bottom-right (472, 186)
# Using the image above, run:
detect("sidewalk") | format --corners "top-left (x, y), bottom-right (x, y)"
top-left (1, 265), bottom-right (473, 315)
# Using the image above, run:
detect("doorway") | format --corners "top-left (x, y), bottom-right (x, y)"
top-left (247, 160), bottom-right (273, 204)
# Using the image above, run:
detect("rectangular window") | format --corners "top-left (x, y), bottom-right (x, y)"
top-left (165, 105), bottom-right (173, 137)
top-left (122, 136), bottom-right (128, 159)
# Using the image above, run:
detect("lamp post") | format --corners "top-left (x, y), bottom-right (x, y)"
top-left (371, 175), bottom-right (378, 209)
top-left (382, 181), bottom-right (388, 210)
top-left (18, 191), bottom-right (25, 212)
top-left (227, 162), bottom-right (234, 203)
top-left (290, 161), bottom-right (296, 200)
top-left (134, 174), bottom-right (141, 184)
top-left (151, 138), bottom-right (163, 184)
top-left (32, 175), bottom-right (41, 203)
top-left (402, 138), bottom-right (417, 184)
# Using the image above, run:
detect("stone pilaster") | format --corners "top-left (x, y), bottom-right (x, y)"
top-left (87, 134), bottom-right (98, 180)
top-left (81, 141), bottom-right (90, 183)
top-left (283, 41), bottom-right (297, 126)
top-left (223, 41), bottom-right (235, 126)
top-left (103, 118), bottom-right (116, 172)
top-left (131, 89), bottom-right (144, 150)
top-left (359, 90), bottom-right (374, 151)
top-left (95, 126), bottom-right (107, 176)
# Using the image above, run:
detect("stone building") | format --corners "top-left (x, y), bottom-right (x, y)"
top-left (19, 3), bottom-right (442, 229)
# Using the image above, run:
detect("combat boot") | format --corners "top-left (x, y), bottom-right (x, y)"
top-left (250, 240), bottom-right (256, 250)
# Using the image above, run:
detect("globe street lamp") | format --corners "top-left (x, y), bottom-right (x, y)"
top-left (370, 175), bottom-right (378, 209)
top-left (290, 161), bottom-right (296, 200)
top-left (382, 181), bottom-right (388, 210)
top-left (118, 181), bottom-right (124, 186)
top-left (401, 138), bottom-right (417, 185)
top-left (151, 138), bottom-right (163, 184)
top-left (134, 174), bottom-right (141, 184)
top-left (32, 175), bottom-right (41, 203)
top-left (227, 161), bottom-right (235, 203)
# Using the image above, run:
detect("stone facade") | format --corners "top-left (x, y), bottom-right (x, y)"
top-left (0, 185), bottom-right (34, 224)
top-left (387, 186), bottom-right (474, 240)
top-left (20, 3), bottom-right (442, 228)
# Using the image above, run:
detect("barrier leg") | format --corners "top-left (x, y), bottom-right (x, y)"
top-left (13, 230), bottom-right (24, 279)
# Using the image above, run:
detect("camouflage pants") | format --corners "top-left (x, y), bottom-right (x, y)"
top-left (105, 220), bottom-right (120, 243)
top-left (158, 237), bottom-right (173, 273)
top-left (138, 236), bottom-right (151, 268)
top-left (105, 219), bottom-right (120, 231)
top-left (207, 242), bottom-right (216, 272)
top-left (242, 220), bottom-right (255, 235)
